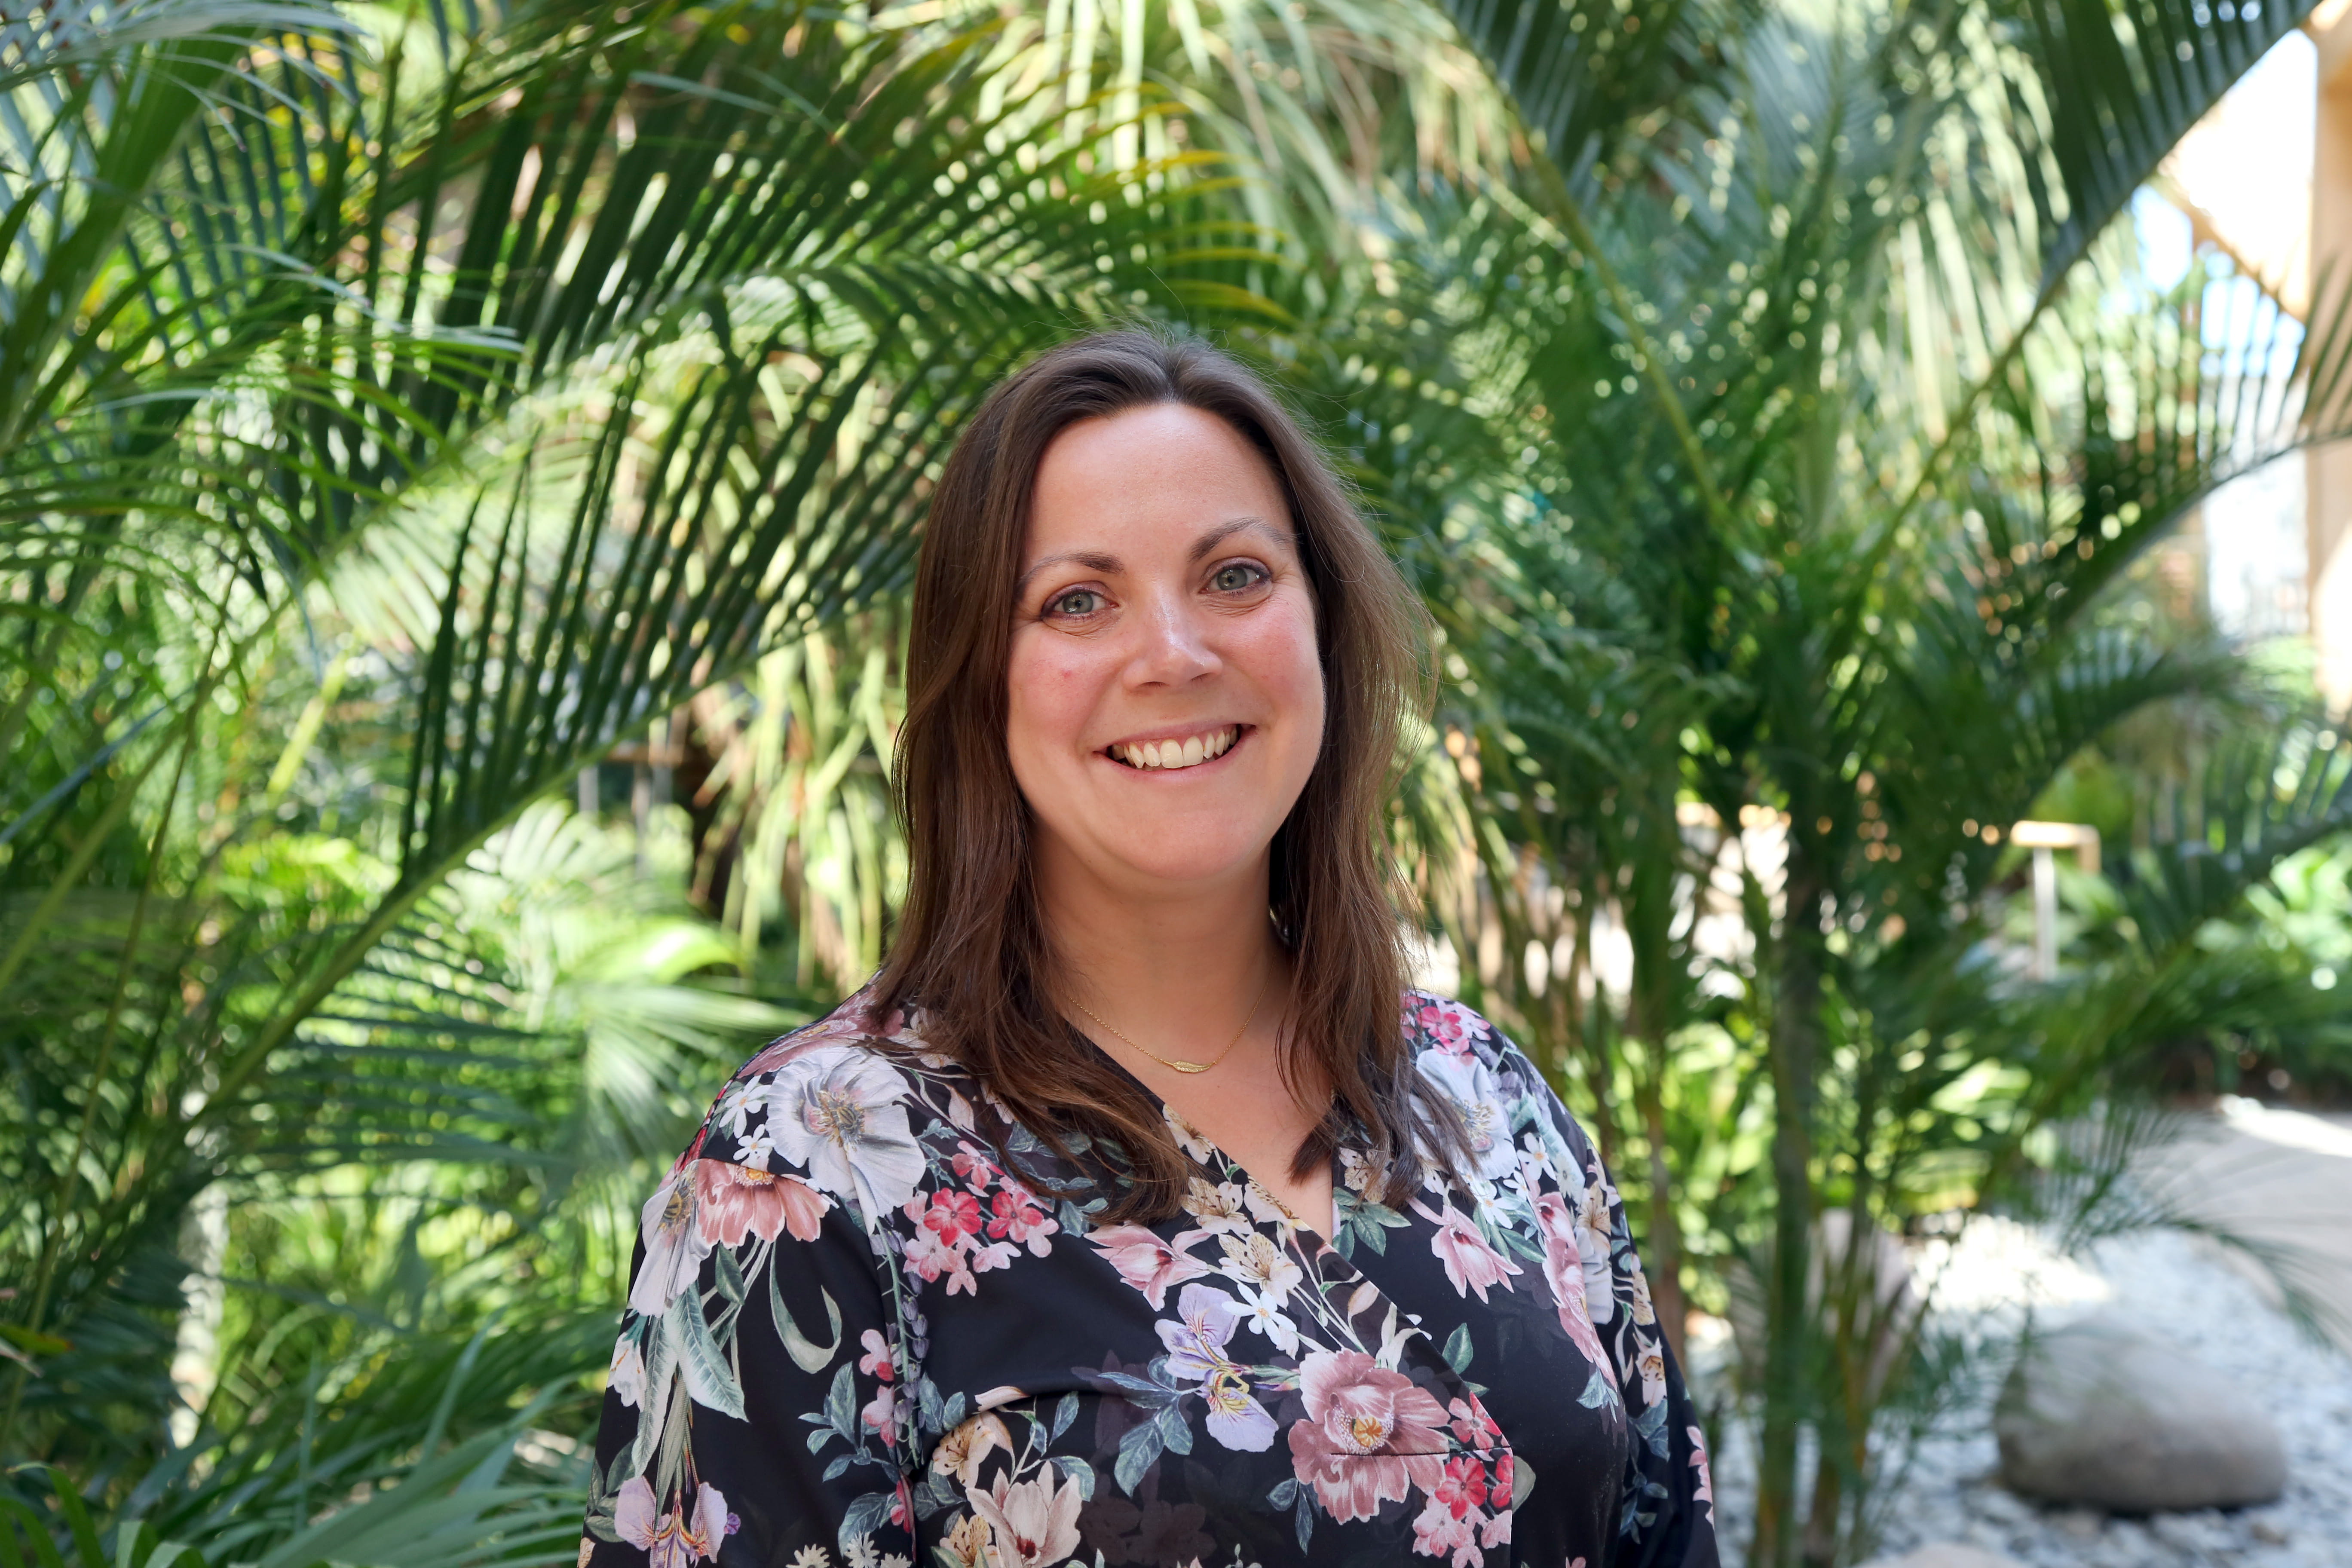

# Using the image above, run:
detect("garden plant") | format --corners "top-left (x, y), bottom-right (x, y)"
top-left (5, 0), bottom-right (2352, 1563)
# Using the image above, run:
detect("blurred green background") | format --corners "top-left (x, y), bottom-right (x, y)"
top-left (6, 0), bottom-right (2352, 1562)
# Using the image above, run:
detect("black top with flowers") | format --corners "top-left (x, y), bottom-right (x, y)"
top-left (579, 989), bottom-right (1718, 1568)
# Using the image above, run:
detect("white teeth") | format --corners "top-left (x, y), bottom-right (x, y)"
top-left (1114, 726), bottom-right (1240, 771)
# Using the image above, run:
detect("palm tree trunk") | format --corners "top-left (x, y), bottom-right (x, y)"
top-left (1752, 844), bottom-right (1823, 1568)
top-left (1635, 1073), bottom-right (1687, 1366)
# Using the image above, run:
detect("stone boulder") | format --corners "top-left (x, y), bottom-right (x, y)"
top-left (1994, 1317), bottom-right (2286, 1511)
top-left (1861, 1547), bottom-right (2027, 1568)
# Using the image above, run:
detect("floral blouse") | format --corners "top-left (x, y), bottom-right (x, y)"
top-left (579, 989), bottom-right (1718, 1568)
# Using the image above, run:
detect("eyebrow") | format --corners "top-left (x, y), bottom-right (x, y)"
top-left (1013, 516), bottom-right (1292, 598)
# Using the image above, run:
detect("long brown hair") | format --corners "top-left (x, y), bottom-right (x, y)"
top-left (873, 329), bottom-right (1456, 1224)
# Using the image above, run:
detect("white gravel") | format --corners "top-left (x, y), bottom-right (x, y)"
top-left (1697, 1222), bottom-right (2352, 1568)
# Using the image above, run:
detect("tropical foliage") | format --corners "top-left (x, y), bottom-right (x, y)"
top-left (5, 0), bottom-right (2350, 1562)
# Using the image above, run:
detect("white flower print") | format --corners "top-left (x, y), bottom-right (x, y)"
top-left (1181, 1176), bottom-right (1255, 1237)
top-left (1636, 1334), bottom-right (1668, 1406)
top-left (714, 1078), bottom-right (760, 1138)
top-left (614, 1476), bottom-right (732, 1567)
top-left (628, 1169), bottom-right (712, 1317)
top-left (764, 1045), bottom-right (926, 1222)
top-left (608, 1335), bottom-right (646, 1407)
top-left (1215, 1229), bottom-right (1303, 1304)
top-left (1415, 1050), bottom-right (1522, 1182)
top-left (1515, 1131), bottom-right (1556, 1190)
top-left (1242, 1181), bottom-right (1298, 1230)
top-left (1236, 1285), bottom-right (1302, 1354)
top-left (733, 1123), bottom-right (780, 1172)
top-left (939, 1514), bottom-right (990, 1568)
top-left (1164, 1105), bottom-right (1221, 1164)
top-left (933, 1412), bottom-right (1012, 1487)
top-left (1573, 1179), bottom-right (1617, 1324)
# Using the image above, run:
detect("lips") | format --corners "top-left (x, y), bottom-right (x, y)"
top-left (1106, 725), bottom-right (1243, 772)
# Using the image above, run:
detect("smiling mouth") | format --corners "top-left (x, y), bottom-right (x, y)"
top-left (1106, 725), bottom-right (1245, 772)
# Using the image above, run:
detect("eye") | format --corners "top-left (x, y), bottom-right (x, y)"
top-left (1045, 587), bottom-right (1107, 619)
top-left (1209, 561), bottom-right (1269, 594)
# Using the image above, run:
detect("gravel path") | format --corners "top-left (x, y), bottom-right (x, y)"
top-left (1697, 1103), bottom-right (2352, 1568)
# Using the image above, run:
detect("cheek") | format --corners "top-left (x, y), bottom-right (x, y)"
top-left (1241, 596), bottom-right (1327, 738)
top-left (1004, 633), bottom-right (1105, 760)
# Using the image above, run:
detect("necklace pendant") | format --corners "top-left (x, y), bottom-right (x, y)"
top-left (1169, 1060), bottom-right (1212, 1074)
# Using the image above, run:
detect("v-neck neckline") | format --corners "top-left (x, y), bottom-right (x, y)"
top-left (1071, 1028), bottom-right (1344, 1243)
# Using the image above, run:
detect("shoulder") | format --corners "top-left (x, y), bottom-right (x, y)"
top-left (1398, 988), bottom-right (1597, 1178)
top-left (683, 987), bottom-right (980, 1188)
top-left (1399, 987), bottom-right (1546, 1087)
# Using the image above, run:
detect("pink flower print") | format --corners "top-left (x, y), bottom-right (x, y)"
top-left (613, 1477), bottom-right (735, 1568)
top-left (1155, 1284), bottom-right (1277, 1452)
top-left (1089, 1223), bottom-right (1213, 1310)
top-left (858, 1328), bottom-right (895, 1381)
top-left (1431, 1453), bottom-right (1488, 1517)
top-left (921, 1188), bottom-right (985, 1249)
top-left (966, 1237), bottom-right (1020, 1276)
top-left (862, 1380), bottom-right (900, 1435)
top-left (1413, 997), bottom-right (1474, 1056)
top-left (1533, 1191), bottom-right (1614, 1381)
top-left (1285, 1350), bottom-right (1451, 1523)
top-left (737, 1008), bottom-right (867, 1077)
top-left (1445, 1394), bottom-right (1502, 1451)
top-left (692, 1160), bottom-right (827, 1248)
top-left (1689, 1426), bottom-right (1715, 1508)
top-left (903, 1225), bottom-right (969, 1292)
top-left (1421, 1202), bottom-right (1522, 1302)
top-left (967, 1471), bottom-right (1085, 1568)
top-left (986, 1187), bottom-right (1060, 1256)
top-left (951, 1139), bottom-right (1000, 1185)
top-left (628, 1171), bottom-right (712, 1317)
top-left (1410, 1497), bottom-right (1482, 1567)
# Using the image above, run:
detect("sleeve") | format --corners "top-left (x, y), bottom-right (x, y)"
top-left (1533, 1069), bottom-right (1721, 1568)
top-left (579, 1150), bottom-right (918, 1568)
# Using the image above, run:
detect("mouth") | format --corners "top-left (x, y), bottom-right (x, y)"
top-left (1103, 724), bottom-right (1247, 772)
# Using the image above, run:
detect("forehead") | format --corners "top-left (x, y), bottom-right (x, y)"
top-left (1023, 403), bottom-right (1294, 558)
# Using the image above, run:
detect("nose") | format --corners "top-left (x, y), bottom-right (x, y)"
top-left (1124, 586), bottom-right (1220, 687)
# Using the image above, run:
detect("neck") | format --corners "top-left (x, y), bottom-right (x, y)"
top-left (1032, 837), bottom-right (1286, 1038)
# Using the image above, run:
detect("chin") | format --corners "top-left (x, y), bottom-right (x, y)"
top-left (1091, 812), bottom-right (1282, 888)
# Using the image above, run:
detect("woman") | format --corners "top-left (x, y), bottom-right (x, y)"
top-left (579, 333), bottom-right (1717, 1568)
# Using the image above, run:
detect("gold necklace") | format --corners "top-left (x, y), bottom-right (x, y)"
top-left (1072, 962), bottom-right (1272, 1075)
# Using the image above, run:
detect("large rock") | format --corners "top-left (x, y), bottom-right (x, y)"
top-left (1861, 1547), bottom-right (2027, 1568)
top-left (1994, 1317), bottom-right (2287, 1511)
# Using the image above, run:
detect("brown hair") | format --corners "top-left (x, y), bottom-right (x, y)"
top-left (873, 329), bottom-right (1456, 1224)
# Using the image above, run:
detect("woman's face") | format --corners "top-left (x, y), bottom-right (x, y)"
top-left (1007, 402), bottom-right (1326, 898)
